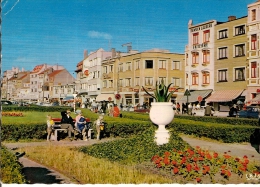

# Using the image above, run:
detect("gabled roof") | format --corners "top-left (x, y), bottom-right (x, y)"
top-left (48, 70), bottom-right (63, 77)
top-left (31, 64), bottom-right (44, 73)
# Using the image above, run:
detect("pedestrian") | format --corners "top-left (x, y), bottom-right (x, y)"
top-left (113, 104), bottom-right (120, 117)
top-left (101, 100), bottom-right (107, 114)
top-left (188, 103), bottom-right (192, 115)
top-left (205, 103), bottom-right (214, 116)
top-left (176, 102), bottom-right (180, 114)
top-left (120, 103), bottom-right (123, 110)
top-left (60, 110), bottom-right (75, 141)
top-left (109, 104), bottom-right (114, 117)
top-left (95, 115), bottom-right (105, 140)
top-left (46, 115), bottom-right (55, 141)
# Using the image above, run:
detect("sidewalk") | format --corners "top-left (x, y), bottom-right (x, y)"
top-left (180, 135), bottom-right (260, 163)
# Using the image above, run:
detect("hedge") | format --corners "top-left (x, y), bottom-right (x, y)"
top-left (0, 146), bottom-right (27, 183)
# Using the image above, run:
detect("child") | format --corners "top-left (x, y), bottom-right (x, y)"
top-left (47, 115), bottom-right (55, 141)
top-left (95, 115), bottom-right (104, 140)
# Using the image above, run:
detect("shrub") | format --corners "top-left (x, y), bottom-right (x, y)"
top-left (0, 146), bottom-right (26, 183)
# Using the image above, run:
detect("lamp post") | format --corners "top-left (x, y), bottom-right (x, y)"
top-left (73, 93), bottom-right (77, 113)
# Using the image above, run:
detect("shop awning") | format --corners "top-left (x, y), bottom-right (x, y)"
top-left (205, 89), bottom-right (244, 103)
top-left (249, 94), bottom-right (260, 104)
top-left (77, 92), bottom-right (88, 96)
top-left (178, 89), bottom-right (213, 103)
top-left (96, 94), bottom-right (115, 101)
top-left (62, 96), bottom-right (74, 101)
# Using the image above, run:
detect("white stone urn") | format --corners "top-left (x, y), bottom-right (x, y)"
top-left (149, 102), bottom-right (174, 145)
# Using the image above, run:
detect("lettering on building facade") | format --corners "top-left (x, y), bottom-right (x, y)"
top-left (190, 23), bottom-right (212, 32)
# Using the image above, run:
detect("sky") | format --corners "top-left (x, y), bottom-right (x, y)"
top-left (1, 0), bottom-right (256, 76)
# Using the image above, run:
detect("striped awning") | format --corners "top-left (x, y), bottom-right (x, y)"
top-left (206, 89), bottom-right (244, 103)
top-left (178, 89), bottom-right (213, 103)
top-left (96, 93), bottom-right (115, 101)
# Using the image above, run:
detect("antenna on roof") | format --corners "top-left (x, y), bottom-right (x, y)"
top-left (122, 42), bottom-right (132, 53)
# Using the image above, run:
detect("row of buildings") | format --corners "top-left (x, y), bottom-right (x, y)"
top-left (2, 0), bottom-right (260, 110)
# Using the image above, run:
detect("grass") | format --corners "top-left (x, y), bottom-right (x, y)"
top-left (18, 145), bottom-right (174, 184)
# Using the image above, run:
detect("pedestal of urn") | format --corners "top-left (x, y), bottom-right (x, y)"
top-left (149, 102), bottom-right (174, 145)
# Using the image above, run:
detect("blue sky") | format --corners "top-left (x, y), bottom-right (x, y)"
top-left (1, 0), bottom-right (255, 76)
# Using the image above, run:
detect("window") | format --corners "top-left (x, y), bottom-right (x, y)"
top-left (172, 61), bottom-right (180, 70)
top-left (158, 60), bottom-right (166, 69)
top-left (251, 62), bottom-right (258, 78)
top-left (119, 63), bottom-right (123, 72)
top-left (135, 77), bottom-right (140, 86)
top-left (219, 47), bottom-right (228, 59)
top-left (202, 72), bottom-right (210, 84)
top-left (186, 74), bottom-right (188, 85)
top-left (192, 73), bottom-right (199, 85)
top-left (126, 62), bottom-right (132, 71)
top-left (203, 30), bottom-right (210, 42)
top-left (252, 9), bottom-right (256, 21)
top-left (234, 67), bottom-right (245, 81)
top-left (172, 77), bottom-right (180, 87)
top-left (109, 65), bottom-right (113, 72)
top-left (103, 66), bottom-right (107, 73)
top-left (125, 78), bottom-right (131, 87)
top-left (218, 69), bottom-right (227, 82)
top-left (192, 52), bottom-right (199, 64)
top-left (193, 33), bottom-right (199, 45)
top-left (119, 79), bottom-right (123, 87)
top-left (158, 77), bottom-right (166, 84)
top-left (103, 80), bottom-right (107, 88)
top-left (109, 80), bottom-right (113, 87)
top-left (135, 60), bottom-right (140, 70)
top-left (145, 77), bottom-right (153, 86)
top-left (251, 34), bottom-right (257, 50)
top-left (235, 25), bottom-right (245, 35)
top-left (235, 44), bottom-right (245, 57)
top-left (219, 29), bottom-right (228, 39)
top-left (145, 60), bottom-right (153, 69)
top-left (203, 50), bottom-right (210, 64)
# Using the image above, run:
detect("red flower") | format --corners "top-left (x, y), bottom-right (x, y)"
top-left (253, 170), bottom-right (260, 175)
top-left (223, 154), bottom-right (231, 159)
top-left (171, 160), bottom-right (177, 166)
top-left (244, 159), bottom-right (249, 164)
top-left (202, 165), bottom-right (210, 174)
top-left (156, 163), bottom-right (162, 168)
top-left (194, 165), bottom-right (200, 172)
top-left (235, 157), bottom-right (240, 162)
top-left (226, 170), bottom-right (231, 177)
top-left (228, 150), bottom-right (231, 152)
top-left (186, 163), bottom-right (192, 172)
top-left (239, 166), bottom-right (247, 171)
top-left (213, 152), bottom-right (218, 158)
top-left (221, 165), bottom-right (226, 169)
top-left (173, 167), bottom-right (179, 174)
top-left (196, 178), bottom-right (201, 183)
top-left (206, 153), bottom-right (212, 160)
top-left (193, 157), bottom-right (197, 162)
top-left (221, 169), bottom-right (226, 175)
top-left (164, 151), bottom-right (170, 157)
top-left (198, 157), bottom-right (204, 161)
top-left (180, 157), bottom-right (186, 165)
top-left (196, 146), bottom-right (200, 149)
top-left (243, 155), bottom-right (248, 159)
top-left (163, 157), bottom-right (170, 165)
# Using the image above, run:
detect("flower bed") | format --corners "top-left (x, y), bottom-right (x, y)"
top-left (151, 146), bottom-right (259, 183)
top-left (2, 112), bottom-right (24, 117)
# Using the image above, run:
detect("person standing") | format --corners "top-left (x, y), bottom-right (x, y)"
top-left (205, 104), bottom-right (213, 116)
top-left (46, 115), bottom-right (54, 141)
top-left (113, 104), bottom-right (120, 117)
top-left (60, 110), bottom-right (74, 141)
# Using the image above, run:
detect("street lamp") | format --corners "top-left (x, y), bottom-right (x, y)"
top-left (72, 92), bottom-right (78, 113)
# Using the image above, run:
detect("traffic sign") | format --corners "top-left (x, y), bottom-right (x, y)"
top-left (184, 89), bottom-right (191, 96)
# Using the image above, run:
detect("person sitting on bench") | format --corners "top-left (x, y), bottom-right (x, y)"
top-left (60, 110), bottom-right (74, 141)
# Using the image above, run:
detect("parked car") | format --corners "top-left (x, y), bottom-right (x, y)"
top-left (1, 100), bottom-right (13, 105)
top-left (237, 106), bottom-right (260, 119)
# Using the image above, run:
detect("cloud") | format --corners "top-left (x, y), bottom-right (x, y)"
top-left (14, 57), bottom-right (36, 63)
top-left (88, 31), bottom-right (112, 40)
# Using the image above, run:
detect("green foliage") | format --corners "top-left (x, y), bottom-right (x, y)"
top-left (142, 81), bottom-right (178, 102)
top-left (79, 129), bottom-right (189, 165)
top-left (170, 118), bottom-right (260, 143)
top-left (175, 115), bottom-right (259, 126)
top-left (0, 146), bottom-right (27, 183)
top-left (2, 105), bottom-right (73, 112)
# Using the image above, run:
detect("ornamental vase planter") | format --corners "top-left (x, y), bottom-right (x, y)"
top-left (149, 102), bottom-right (174, 145)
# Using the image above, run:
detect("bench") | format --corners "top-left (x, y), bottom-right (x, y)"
top-left (51, 118), bottom-right (92, 141)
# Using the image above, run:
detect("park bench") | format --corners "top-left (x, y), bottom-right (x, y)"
top-left (51, 118), bottom-right (93, 141)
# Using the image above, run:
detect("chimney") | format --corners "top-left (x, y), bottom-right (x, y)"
top-left (84, 50), bottom-right (88, 59)
top-left (111, 48), bottom-right (116, 58)
top-left (228, 16), bottom-right (236, 21)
